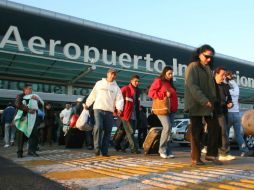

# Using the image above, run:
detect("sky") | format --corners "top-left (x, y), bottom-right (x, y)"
top-left (9, 0), bottom-right (254, 64)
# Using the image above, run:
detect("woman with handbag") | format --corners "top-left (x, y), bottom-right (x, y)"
top-left (148, 66), bottom-right (178, 158)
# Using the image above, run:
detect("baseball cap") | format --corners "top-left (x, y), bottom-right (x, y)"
top-left (76, 97), bottom-right (83, 102)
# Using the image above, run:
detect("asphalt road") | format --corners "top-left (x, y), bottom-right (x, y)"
top-left (0, 156), bottom-right (67, 190)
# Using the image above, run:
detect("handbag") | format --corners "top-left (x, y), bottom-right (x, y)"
top-left (76, 109), bottom-right (92, 131)
top-left (69, 114), bottom-right (78, 128)
top-left (152, 97), bottom-right (170, 115)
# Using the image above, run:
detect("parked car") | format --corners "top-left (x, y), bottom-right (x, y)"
top-left (171, 119), bottom-right (190, 146)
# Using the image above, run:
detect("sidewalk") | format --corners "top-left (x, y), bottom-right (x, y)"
top-left (0, 141), bottom-right (254, 190)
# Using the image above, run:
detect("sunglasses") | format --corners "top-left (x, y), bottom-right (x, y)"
top-left (203, 54), bottom-right (213, 59)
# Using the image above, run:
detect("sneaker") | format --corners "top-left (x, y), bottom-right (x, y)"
top-left (168, 154), bottom-right (175, 158)
top-left (4, 144), bottom-right (10, 148)
top-left (219, 155), bottom-right (236, 161)
top-left (160, 153), bottom-right (168, 159)
top-left (10, 141), bottom-right (14, 146)
top-left (241, 152), bottom-right (249, 157)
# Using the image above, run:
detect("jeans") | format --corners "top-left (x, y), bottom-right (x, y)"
top-left (4, 123), bottom-right (16, 145)
top-left (93, 109), bottom-right (113, 155)
top-left (218, 115), bottom-right (229, 155)
top-left (227, 112), bottom-right (248, 153)
top-left (157, 114), bottom-right (172, 155)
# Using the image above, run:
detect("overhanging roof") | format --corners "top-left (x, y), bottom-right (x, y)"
top-left (0, 1), bottom-right (253, 105)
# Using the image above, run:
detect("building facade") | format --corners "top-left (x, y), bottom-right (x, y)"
top-left (0, 1), bottom-right (254, 112)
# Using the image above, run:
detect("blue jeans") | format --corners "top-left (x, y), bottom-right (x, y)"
top-left (227, 112), bottom-right (248, 153)
top-left (157, 114), bottom-right (173, 155)
top-left (93, 109), bottom-right (113, 155)
top-left (4, 123), bottom-right (16, 145)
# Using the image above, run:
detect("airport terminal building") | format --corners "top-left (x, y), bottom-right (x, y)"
top-left (1, 1), bottom-right (254, 112)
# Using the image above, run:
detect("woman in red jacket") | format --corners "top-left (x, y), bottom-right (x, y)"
top-left (148, 66), bottom-right (178, 158)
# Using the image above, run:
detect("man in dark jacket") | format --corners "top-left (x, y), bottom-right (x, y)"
top-left (213, 67), bottom-right (235, 161)
top-left (15, 83), bottom-right (43, 158)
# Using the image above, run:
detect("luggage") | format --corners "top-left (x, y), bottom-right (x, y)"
top-left (242, 109), bottom-right (254, 136)
top-left (113, 124), bottom-right (129, 151)
top-left (143, 127), bottom-right (162, 155)
top-left (65, 128), bottom-right (85, 148)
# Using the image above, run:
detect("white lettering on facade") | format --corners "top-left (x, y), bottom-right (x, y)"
top-left (0, 26), bottom-right (24, 51)
top-left (102, 49), bottom-right (116, 65)
top-left (1, 25), bottom-right (254, 89)
top-left (84, 45), bottom-right (100, 63)
top-left (28, 36), bottom-right (46, 55)
top-left (119, 53), bottom-right (131, 68)
top-left (49, 39), bottom-right (61, 56)
top-left (63, 43), bottom-right (81, 60)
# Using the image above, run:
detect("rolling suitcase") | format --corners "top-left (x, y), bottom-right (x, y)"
top-left (65, 128), bottom-right (85, 148)
top-left (143, 127), bottom-right (162, 155)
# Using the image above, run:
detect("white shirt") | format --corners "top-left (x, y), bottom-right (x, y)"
top-left (228, 80), bottom-right (240, 112)
top-left (59, 108), bottom-right (72, 125)
top-left (86, 78), bottom-right (124, 112)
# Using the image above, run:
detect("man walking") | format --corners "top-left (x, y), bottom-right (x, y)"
top-left (85, 68), bottom-right (124, 156)
top-left (119, 74), bottom-right (141, 154)
top-left (2, 102), bottom-right (16, 148)
top-left (225, 71), bottom-right (249, 157)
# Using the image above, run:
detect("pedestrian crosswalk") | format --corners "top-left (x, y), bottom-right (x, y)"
top-left (1, 148), bottom-right (254, 189)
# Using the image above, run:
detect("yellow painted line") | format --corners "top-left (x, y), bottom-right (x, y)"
top-left (62, 155), bottom-right (123, 163)
top-left (203, 182), bottom-right (250, 190)
top-left (116, 167), bottom-right (149, 175)
top-left (88, 166), bottom-right (137, 177)
top-left (121, 166), bottom-right (162, 173)
top-left (85, 168), bottom-right (131, 179)
top-left (43, 169), bottom-right (108, 180)
top-left (142, 180), bottom-right (178, 190)
top-left (227, 181), bottom-right (254, 189)
top-left (240, 179), bottom-right (254, 185)
top-left (161, 174), bottom-right (201, 184)
top-left (19, 160), bottom-right (57, 166)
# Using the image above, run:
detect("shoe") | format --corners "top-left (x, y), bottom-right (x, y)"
top-left (27, 152), bottom-right (39, 157)
top-left (87, 146), bottom-right (94, 150)
top-left (205, 156), bottom-right (216, 161)
top-left (241, 152), bottom-right (249, 157)
top-left (10, 142), bottom-right (14, 146)
top-left (101, 153), bottom-right (110, 157)
top-left (192, 160), bottom-right (205, 166)
top-left (131, 149), bottom-right (141, 154)
top-left (17, 153), bottom-right (23, 158)
top-left (160, 153), bottom-right (168, 159)
top-left (205, 156), bottom-right (222, 165)
top-left (94, 150), bottom-right (100, 156)
top-left (167, 154), bottom-right (175, 158)
top-left (4, 144), bottom-right (10, 148)
top-left (219, 154), bottom-right (236, 161)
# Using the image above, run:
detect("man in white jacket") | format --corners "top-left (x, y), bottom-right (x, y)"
top-left (225, 71), bottom-right (249, 157)
top-left (85, 68), bottom-right (124, 156)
